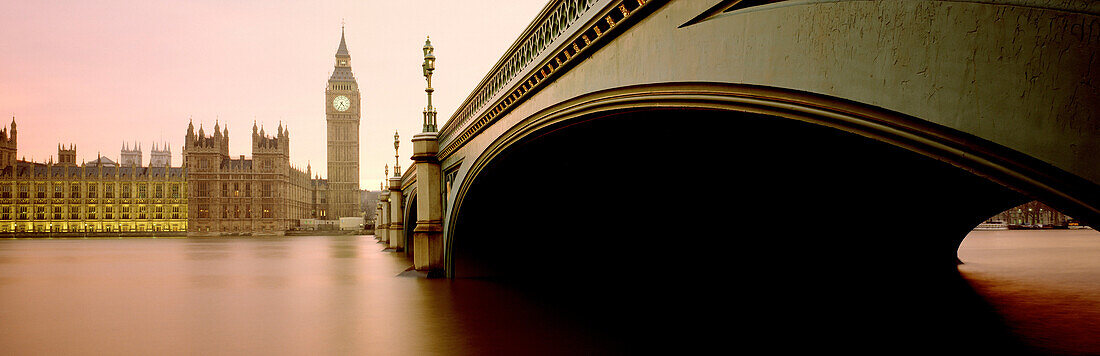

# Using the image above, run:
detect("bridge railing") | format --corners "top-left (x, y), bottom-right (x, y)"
top-left (438, 0), bottom-right (602, 145)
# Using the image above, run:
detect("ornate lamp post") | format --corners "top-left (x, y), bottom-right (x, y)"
top-left (378, 164), bottom-right (390, 243)
top-left (388, 130), bottom-right (405, 251)
top-left (422, 37), bottom-right (437, 132)
top-left (394, 130), bottom-right (401, 176)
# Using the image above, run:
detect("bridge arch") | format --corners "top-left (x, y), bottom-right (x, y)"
top-left (439, 82), bottom-right (1100, 350)
top-left (446, 83), bottom-right (1099, 277)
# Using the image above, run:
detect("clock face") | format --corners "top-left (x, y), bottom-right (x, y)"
top-left (333, 95), bottom-right (351, 112)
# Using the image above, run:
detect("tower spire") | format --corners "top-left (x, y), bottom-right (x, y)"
top-left (336, 25), bottom-right (350, 58)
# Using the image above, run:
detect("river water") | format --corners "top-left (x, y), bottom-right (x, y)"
top-left (958, 229), bottom-right (1100, 355)
top-left (0, 231), bottom-right (1097, 355)
top-left (0, 236), bottom-right (615, 355)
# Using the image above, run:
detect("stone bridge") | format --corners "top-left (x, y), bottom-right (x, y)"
top-left (374, 0), bottom-right (1098, 350)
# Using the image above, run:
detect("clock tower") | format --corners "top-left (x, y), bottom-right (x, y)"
top-left (325, 27), bottom-right (361, 218)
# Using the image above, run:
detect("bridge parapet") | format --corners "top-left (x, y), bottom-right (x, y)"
top-left (400, 164), bottom-right (416, 191)
top-left (440, 0), bottom-right (599, 142)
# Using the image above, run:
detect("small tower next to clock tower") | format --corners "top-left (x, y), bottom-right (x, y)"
top-left (325, 27), bottom-right (361, 219)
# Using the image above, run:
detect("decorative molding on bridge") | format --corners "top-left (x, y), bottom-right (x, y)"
top-left (437, 0), bottom-right (664, 159)
top-left (401, 165), bottom-right (416, 190)
top-left (690, 0), bottom-right (1100, 18)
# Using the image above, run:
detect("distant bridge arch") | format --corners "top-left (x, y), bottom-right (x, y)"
top-left (402, 188), bottom-right (417, 259)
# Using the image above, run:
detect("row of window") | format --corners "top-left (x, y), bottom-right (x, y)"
top-left (194, 158), bottom-right (279, 171)
top-left (195, 204), bottom-right (274, 219)
top-left (0, 183), bottom-right (183, 199)
top-left (0, 224), bottom-right (186, 233)
top-left (1, 213), bottom-right (185, 220)
top-left (0, 205), bottom-right (185, 220)
top-left (194, 182), bottom-right (274, 197)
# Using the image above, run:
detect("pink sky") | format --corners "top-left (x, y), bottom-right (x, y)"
top-left (0, 0), bottom-right (546, 189)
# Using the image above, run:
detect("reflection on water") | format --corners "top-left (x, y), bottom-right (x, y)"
top-left (3, 231), bottom-right (1097, 354)
top-left (959, 229), bottom-right (1100, 355)
top-left (0, 236), bottom-right (610, 355)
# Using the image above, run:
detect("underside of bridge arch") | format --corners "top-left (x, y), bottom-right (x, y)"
top-left (450, 106), bottom-right (1048, 352)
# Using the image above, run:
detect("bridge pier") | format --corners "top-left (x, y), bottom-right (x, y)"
top-left (374, 200), bottom-right (383, 241)
top-left (378, 191), bottom-right (389, 244)
top-left (388, 177), bottom-right (404, 251)
top-left (412, 132), bottom-right (444, 276)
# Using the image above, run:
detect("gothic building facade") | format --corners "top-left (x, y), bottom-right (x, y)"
top-left (183, 120), bottom-right (313, 234)
top-left (121, 142), bottom-right (142, 166)
top-left (0, 119), bottom-right (188, 233)
top-left (150, 143), bottom-right (171, 166)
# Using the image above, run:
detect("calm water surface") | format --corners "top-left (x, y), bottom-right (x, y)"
top-left (0, 236), bottom-right (611, 355)
top-left (1, 231), bottom-right (1098, 355)
top-left (959, 229), bottom-right (1100, 355)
